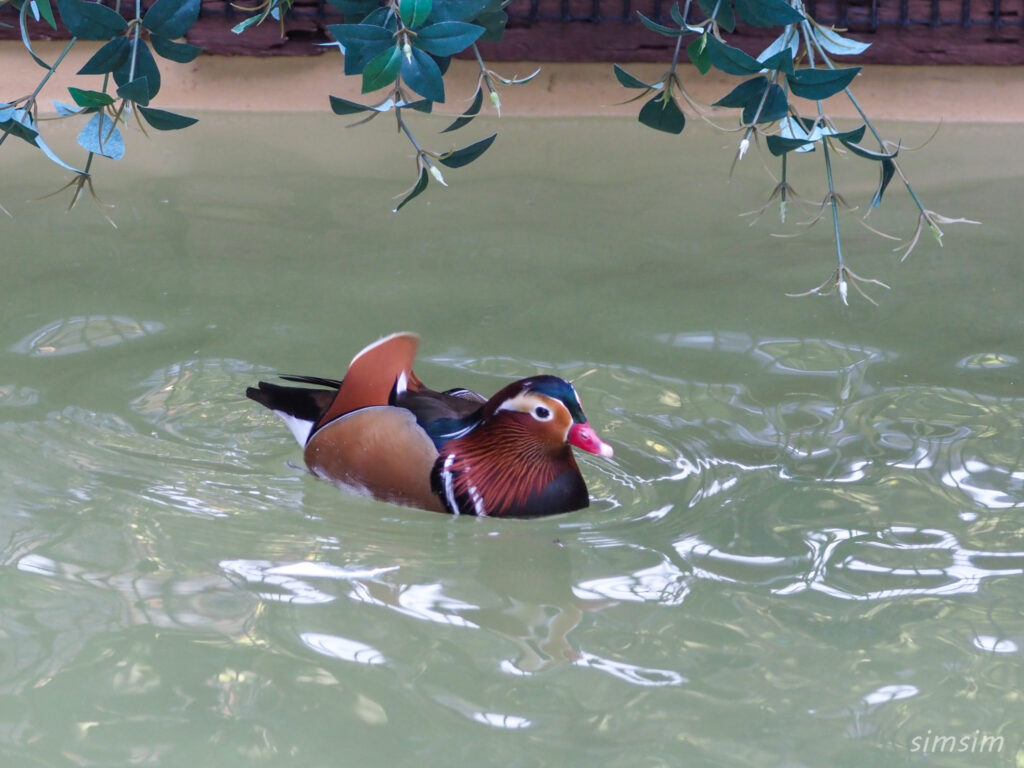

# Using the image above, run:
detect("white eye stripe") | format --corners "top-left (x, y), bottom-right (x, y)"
top-left (495, 394), bottom-right (559, 421)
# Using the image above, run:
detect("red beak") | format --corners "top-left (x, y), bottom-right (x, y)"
top-left (569, 422), bottom-right (614, 458)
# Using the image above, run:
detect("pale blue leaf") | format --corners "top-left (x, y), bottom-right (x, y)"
top-left (812, 25), bottom-right (871, 56)
top-left (52, 100), bottom-right (85, 116)
top-left (34, 132), bottom-right (85, 172)
top-left (77, 113), bottom-right (125, 160)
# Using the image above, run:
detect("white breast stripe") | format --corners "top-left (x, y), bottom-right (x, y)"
top-left (441, 454), bottom-right (459, 515)
top-left (467, 484), bottom-right (487, 517)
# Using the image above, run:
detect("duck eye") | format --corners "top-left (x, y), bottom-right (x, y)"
top-left (533, 405), bottom-right (551, 420)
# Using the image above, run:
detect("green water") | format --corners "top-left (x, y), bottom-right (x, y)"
top-left (2, 114), bottom-right (1022, 767)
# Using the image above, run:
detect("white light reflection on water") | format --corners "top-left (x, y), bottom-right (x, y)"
top-left (220, 559), bottom-right (399, 605)
top-left (300, 632), bottom-right (387, 665)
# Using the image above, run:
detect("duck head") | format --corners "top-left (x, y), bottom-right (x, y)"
top-left (430, 375), bottom-right (613, 517)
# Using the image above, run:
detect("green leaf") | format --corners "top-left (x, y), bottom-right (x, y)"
top-left (401, 45), bottom-right (445, 102)
top-left (150, 34), bottom-right (202, 62)
top-left (324, 0), bottom-right (379, 16)
top-left (142, 0), bottom-right (201, 39)
top-left (113, 40), bottom-right (161, 100)
top-left (33, 0), bottom-right (58, 29)
top-left (842, 139), bottom-right (899, 162)
top-left (871, 158), bottom-right (896, 208)
top-left (759, 48), bottom-right (794, 75)
top-left (328, 22), bottom-right (394, 75)
top-left (138, 105), bottom-right (198, 130)
top-left (56, 0), bottom-right (127, 39)
top-left (426, 0), bottom-right (490, 22)
top-left (68, 86), bottom-right (114, 108)
top-left (712, 76), bottom-right (767, 108)
top-left (231, 15), bottom-right (263, 34)
top-left (831, 125), bottom-right (866, 144)
top-left (438, 132), bottom-right (496, 167)
top-left (404, 99), bottom-right (433, 113)
top-left (77, 112), bottom-right (124, 159)
top-left (77, 37), bottom-right (130, 75)
top-left (361, 44), bottom-right (402, 92)
top-left (329, 95), bottom-right (374, 114)
top-left (687, 35), bottom-right (711, 74)
top-left (705, 36), bottom-right (763, 75)
top-left (638, 93), bottom-right (685, 134)
top-left (0, 107), bottom-right (40, 144)
top-left (786, 66), bottom-right (861, 100)
top-left (733, 0), bottom-right (802, 27)
top-left (766, 135), bottom-right (812, 156)
top-left (636, 11), bottom-right (686, 37)
top-left (744, 82), bottom-right (787, 124)
top-left (116, 77), bottom-right (151, 105)
top-left (474, 1), bottom-right (506, 42)
top-left (695, 0), bottom-right (734, 32)
top-left (415, 21), bottom-right (484, 56)
top-left (441, 85), bottom-right (482, 132)
top-left (399, 0), bottom-right (431, 29)
top-left (393, 167), bottom-right (429, 213)
top-left (713, 77), bottom-right (788, 125)
top-left (613, 63), bottom-right (657, 90)
top-left (19, 0), bottom-right (52, 69)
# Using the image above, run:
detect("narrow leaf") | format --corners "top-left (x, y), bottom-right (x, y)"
top-left (637, 11), bottom-right (686, 37)
top-left (150, 34), bottom-right (202, 63)
top-left (68, 86), bottom-right (115, 108)
top-left (56, 0), bottom-right (127, 39)
top-left (831, 125), bottom-right (866, 144)
top-left (786, 66), bottom-right (861, 100)
top-left (324, 0), bottom-right (380, 16)
top-left (766, 135), bottom-right (812, 156)
top-left (77, 37), bottom-right (130, 75)
top-left (441, 85), bottom-right (482, 133)
top-left (138, 105), bottom-right (198, 130)
top-left (812, 24), bottom-right (871, 56)
top-left (399, 0), bottom-right (431, 29)
top-left (733, 0), bottom-right (803, 27)
top-left (870, 158), bottom-right (896, 207)
top-left (393, 167), bottom-right (429, 213)
top-left (361, 44), bottom-right (402, 93)
top-left (33, 0), bottom-right (58, 29)
top-left (613, 63), bottom-right (657, 90)
top-left (843, 141), bottom-right (899, 161)
top-left (142, 0), bottom-right (201, 39)
top-left (705, 36), bottom-right (763, 75)
top-left (19, 1), bottom-right (51, 69)
top-left (231, 15), bottom-right (262, 33)
top-left (425, 0), bottom-right (489, 22)
top-left (52, 100), bottom-right (85, 116)
top-left (437, 132), bottom-right (496, 167)
top-left (329, 95), bottom-right (375, 114)
top-left (638, 93), bottom-right (685, 134)
top-left (415, 20), bottom-right (484, 56)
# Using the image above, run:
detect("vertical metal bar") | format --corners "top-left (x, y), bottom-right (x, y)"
top-left (900, 0), bottom-right (909, 26)
top-left (991, 0), bottom-right (1002, 29)
top-left (870, 0), bottom-right (879, 31)
top-left (960, 0), bottom-right (970, 27)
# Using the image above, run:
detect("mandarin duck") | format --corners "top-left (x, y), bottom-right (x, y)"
top-left (246, 332), bottom-right (613, 517)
